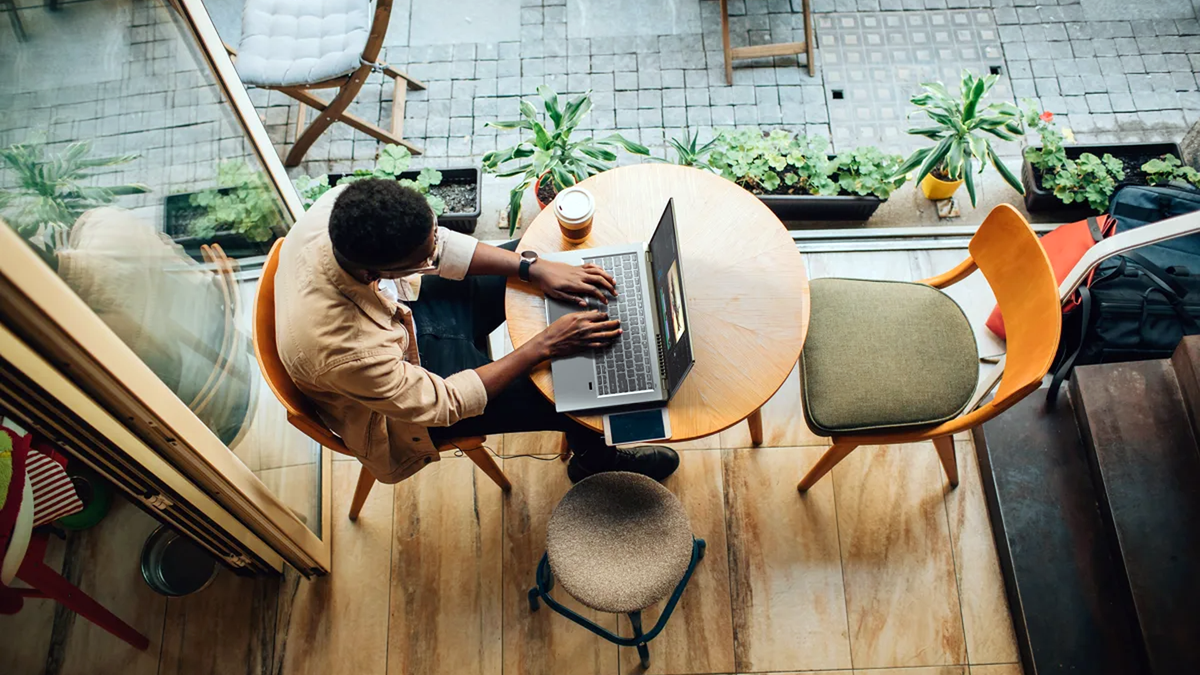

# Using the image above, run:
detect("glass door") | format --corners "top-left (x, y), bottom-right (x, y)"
top-left (0, 0), bottom-right (331, 572)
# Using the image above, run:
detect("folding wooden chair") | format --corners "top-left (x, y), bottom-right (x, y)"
top-left (231, 0), bottom-right (425, 166)
top-left (719, 0), bottom-right (815, 85)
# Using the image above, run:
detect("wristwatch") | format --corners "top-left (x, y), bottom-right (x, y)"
top-left (519, 250), bottom-right (539, 282)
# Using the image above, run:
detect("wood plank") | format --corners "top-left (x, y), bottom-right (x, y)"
top-left (724, 446), bottom-right (851, 673)
top-left (387, 456), bottom-right (502, 675)
top-left (158, 569), bottom-right (277, 675)
top-left (1071, 360), bottom-right (1200, 675)
top-left (969, 665), bottom-right (1023, 675)
top-left (273, 460), bottom-right (392, 675)
top-left (616, 450), bottom-right (735, 674)
top-left (973, 389), bottom-right (1145, 675)
top-left (833, 443), bottom-right (965, 669)
top-left (718, 362), bottom-right (830, 449)
top-left (1169, 334), bottom-right (1200, 445)
top-left (944, 440), bottom-right (1019, 665)
top-left (501, 454), bottom-right (619, 675)
top-left (56, 498), bottom-right (166, 675)
top-left (729, 41), bottom-right (808, 60)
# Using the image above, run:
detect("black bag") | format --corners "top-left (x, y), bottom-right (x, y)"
top-left (1047, 184), bottom-right (1200, 403)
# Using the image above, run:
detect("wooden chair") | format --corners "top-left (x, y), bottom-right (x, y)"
top-left (230, 0), bottom-right (425, 167)
top-left (252, 240), bottom-right (511, 521)
top-left (796, 204), bottom-right (1060, 492)
top-left (719, 0), bottom-right (815, 85)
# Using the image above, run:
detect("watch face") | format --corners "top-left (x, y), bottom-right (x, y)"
top-left (521, 250), bottom-right (538, 260)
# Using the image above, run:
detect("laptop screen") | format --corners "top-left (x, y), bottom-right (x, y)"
top-left (648, 198), bottom-right (695, 397)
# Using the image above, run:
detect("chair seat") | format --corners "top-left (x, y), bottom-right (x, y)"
top-left (235, 0), bottom-right (371, 87)
top-left (546, 472), bottom-right (693, 614)
top-left (800, 277), bottom-right (979, 436)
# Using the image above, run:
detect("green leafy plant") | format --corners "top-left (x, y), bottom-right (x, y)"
top-left (0, 140), bottom-right (150, 259)
top-left (708, 129), bottom-right (907, 200)
top-left (709, 129), bottom-right (838, 195)
top-left (188, 160), bottom-right (284, 243)
top-left (1141, 154), bottom-right (1200, 188)
top-left (1023, 104), bottom-right (1126, 212)
top-left (481, 85), bottom-right (650, 235)
top-left (831, 146), bottom-right (908, 200)
top-left (897, 70), bottom-right (1025, 206)
top-left (295, 144), bottom-right (444, 214)
top-left (650, 128), bottom-right (718, 172)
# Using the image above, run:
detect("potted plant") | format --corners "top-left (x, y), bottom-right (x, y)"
top-left (706, 128), bottom-right (906, 221)
top-left (1021, 104), bottom-right (1185, 215)
top-left (165, 159), bottom-right (286, 262)
top-left (1141, 154), bottom-right (1200, 188)
top-left (481, 85), bottom-right (650, 235)
top-left (0, 140), bottom-right (150, 267)
top-left (650, 128), bottom-right (719, 172)
top-left (897, 70), bottom-right (1025, 206)
top-left (296, 144), bottom-right (483, 234)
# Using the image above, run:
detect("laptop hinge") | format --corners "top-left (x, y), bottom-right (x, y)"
top-left (656, 332), bottom-right (668, 386)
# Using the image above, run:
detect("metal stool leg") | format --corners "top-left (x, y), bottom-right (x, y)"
top-left (629, 610), bottom-right (651, 669)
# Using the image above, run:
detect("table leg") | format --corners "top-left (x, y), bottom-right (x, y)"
top-left (719, 0), bottom-right (733, 85)
top-left (748, 408), bottom-right (763, 446)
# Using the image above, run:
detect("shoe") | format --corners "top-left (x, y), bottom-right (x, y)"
top-left (566, 445), bottom-right (680, 483)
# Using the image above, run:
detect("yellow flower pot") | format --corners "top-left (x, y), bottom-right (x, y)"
top-left (920, 173), bottom-right (964, 200)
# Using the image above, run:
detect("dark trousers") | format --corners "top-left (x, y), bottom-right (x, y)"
top-left (411, 242), bottom-right (609, 458)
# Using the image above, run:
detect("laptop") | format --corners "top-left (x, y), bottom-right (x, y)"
top-left (544, 198), bottom-right (695, 413)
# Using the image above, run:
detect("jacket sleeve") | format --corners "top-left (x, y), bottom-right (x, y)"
top-left (433, 227), bottom-right (478, 281)
top-left (325, 351), bottom-right (488, 427)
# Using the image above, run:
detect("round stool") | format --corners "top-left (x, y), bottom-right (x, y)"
top-left (527, 472), bottom-right (706, 669)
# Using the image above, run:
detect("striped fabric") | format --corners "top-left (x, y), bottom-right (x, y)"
top-left (26, 451), bottom-right (82, 527)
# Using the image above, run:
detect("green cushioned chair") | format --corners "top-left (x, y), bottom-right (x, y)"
top-left (795, 205), bottom-right (1063, 493)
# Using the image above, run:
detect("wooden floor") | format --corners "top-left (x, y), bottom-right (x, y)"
top-left (0, 249), bottom-right (1023, 675)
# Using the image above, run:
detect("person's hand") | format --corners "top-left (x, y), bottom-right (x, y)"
top-left (535, 311), bottom-right (622, 359)
top-left (531, 260), bottom-right (617, 307)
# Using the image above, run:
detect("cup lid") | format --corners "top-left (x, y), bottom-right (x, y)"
top-left (556, 188), bottom-right (594, 220)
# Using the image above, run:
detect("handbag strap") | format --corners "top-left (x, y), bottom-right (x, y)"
top-left (1086, 216), bottom-right (1106, 242)
top-left (1047, 285), bottom-right (1093, 407)
top-left (1124, 250), bottom-right (1190, 298)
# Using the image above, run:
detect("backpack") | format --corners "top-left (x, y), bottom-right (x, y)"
top-left (1047, 184), bottom-right (1200, 403)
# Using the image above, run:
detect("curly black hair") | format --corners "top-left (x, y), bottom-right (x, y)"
top-left (328, 178), bottom-right (434, 269)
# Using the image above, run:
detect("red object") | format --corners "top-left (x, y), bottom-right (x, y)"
top-left (535, 172), bottom-right (554, 210)
top-left (1040, 110), bottom-right (1054, 123)
top-left (0, 430), bottom-right (148, 651)
top-left (986, 215), bottom-right (1113, 339)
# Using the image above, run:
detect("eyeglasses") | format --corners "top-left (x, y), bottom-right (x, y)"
top-left (384, 238), bottom-right (440, 277)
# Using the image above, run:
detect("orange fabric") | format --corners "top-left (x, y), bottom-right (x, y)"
top-left (986, 215), bottom-right (1112, 339)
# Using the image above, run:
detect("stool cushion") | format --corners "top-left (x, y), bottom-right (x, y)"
top-left (546, 472), bottom-right (693, 614)
top-left (235, 0), bottom-right (370, 87)
top-left (800, 277), bottom-right (979, 436)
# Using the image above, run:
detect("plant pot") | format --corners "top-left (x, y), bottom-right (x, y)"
top-left (755, 193), bottom-right (886, 222)
top-left (163, 191), bottom-right (278, 263)
top-left (328, 167), bottom-right (482, 234)
top-left (920, 173), bottom-right (964, 200)
top-left (534, 173), bottom-right (558, 210)
top-left (1021, 142), bottom-right (1183, 215)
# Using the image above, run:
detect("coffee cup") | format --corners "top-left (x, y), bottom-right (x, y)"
top-left (554, 187), bottom-right (595, 241)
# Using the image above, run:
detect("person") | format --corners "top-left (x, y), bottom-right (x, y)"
top-left (272, 178), bottom-right (679, 486)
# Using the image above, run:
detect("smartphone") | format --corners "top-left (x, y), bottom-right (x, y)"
top-left (603, 408), bottom-right (672, 446)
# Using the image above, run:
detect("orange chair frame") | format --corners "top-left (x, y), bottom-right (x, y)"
top-left (252, 240), bottom-right (511, 521)
top-left (797, 204), bottom-right (1062, 492)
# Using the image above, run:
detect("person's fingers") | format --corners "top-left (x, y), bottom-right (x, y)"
top-left (588, 328), bottom-right (622, 340)
top-left (548, 288), bottom-right (588, 307)
top-left (587, 341), bottom-right (615, 349)
top-left (585, 271), bottom-right (617, 297)
top-left (581, 310), bottom-right (609, 321)
top-left (584, 263), bottom-right (617, 286)
top-left (572, 281), bottom-right (609, 304)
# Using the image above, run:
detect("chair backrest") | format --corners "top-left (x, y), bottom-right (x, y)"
top-left (969, 204), bottom-right (1061, 414)
top-left (253, 239), bottom-right (351, 454)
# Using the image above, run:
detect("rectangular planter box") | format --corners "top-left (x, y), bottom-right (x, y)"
top-left (163, 190), bottom-right (279, 263)
top-left (329, 167), bottom-right (482, 234)
top-left (755, 193), bottom-right (885, 222)
top-left (1021, 142), bottom-right (1183, 216)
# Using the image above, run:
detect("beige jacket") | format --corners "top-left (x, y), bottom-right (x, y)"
top-left (274, 186), bottom-right (487, 483)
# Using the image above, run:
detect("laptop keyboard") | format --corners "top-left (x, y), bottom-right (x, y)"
top-left (586, 252), bottom-right (655, 396)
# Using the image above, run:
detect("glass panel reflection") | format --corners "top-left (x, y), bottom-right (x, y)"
top-left (0, 0), bottom-right (320, 535)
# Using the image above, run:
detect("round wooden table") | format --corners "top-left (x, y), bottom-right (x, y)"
top-left (505, 164), bottom-right (810, 443)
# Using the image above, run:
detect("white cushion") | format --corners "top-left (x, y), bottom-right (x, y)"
top-left (235, 0), bottom-right (371, 88)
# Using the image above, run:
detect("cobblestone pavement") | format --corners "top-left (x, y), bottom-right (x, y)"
top-left (232, 0), bottom-right (1200, 177)
top-left (2, 0), bottom-right (1199, 228)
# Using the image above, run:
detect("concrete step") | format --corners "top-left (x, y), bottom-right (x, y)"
top-left (1070, 356), bottom-right (1200, 675)
top-left (973, 388), bottom-right (1146, 675)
